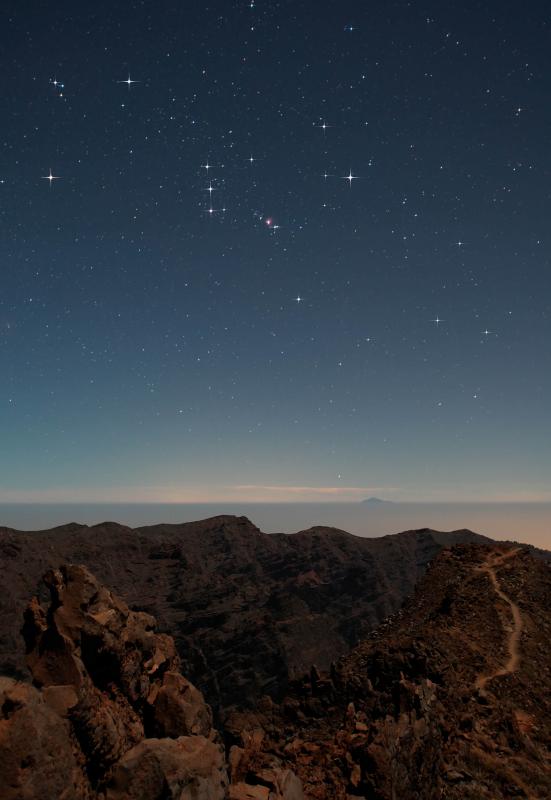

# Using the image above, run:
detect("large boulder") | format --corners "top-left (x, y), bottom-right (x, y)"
top-left (106, 736), bottom-right (228, 800)
top-left (0, 676), bottom-right (92, 800)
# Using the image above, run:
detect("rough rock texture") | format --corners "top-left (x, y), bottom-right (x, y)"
top-left (2, 532), bottom-right (550, 799)
top-left (227, 544), bottom-right (551, 800)
top-left (0, 676), bottom-right (92, 800)
top-left (0, 565), bottom-right (301, 800)
top-left (106, 736), bottom-right (228, 800)
top-left (0, 515), bottom-right (493, 711)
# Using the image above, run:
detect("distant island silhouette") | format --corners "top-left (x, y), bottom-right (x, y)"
top-left (361, 497), bottom-right (395, 506)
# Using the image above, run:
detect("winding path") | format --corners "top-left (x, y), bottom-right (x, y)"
top-left (474, 548), bottom-right (523, 690)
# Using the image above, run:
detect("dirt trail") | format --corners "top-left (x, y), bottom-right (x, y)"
top-left (475, 548), bottom-right (523, 690)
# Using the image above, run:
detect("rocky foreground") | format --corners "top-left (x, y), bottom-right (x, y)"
top-left (0, 563), bottom-right (302, 799)
top-left (1, 521), bottom-right (550, 799)
top-left (0, 516), bottom-right (491, 712)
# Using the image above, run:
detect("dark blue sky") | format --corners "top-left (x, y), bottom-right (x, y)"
top-left (1, 1), bottom-right (549, 503)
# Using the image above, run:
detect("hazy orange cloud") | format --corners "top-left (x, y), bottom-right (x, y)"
top-left (0, 484), bottom-right (396, 504)
top-left (1, 485), bottom-right (549, 504)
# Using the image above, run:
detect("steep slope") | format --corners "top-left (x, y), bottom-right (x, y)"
top-left (231, 543), bottom-right (551, 799)
top-left (0, 516), bottom-right (490, 711)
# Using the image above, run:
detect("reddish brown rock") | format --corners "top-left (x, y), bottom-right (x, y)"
top-left (0, 676), bottom-right (92, 800)
top-left (0, 516), bottom-right (498, 712)
top-left (148, 671), bottom-right (213, 738)
top-left (105, 736), bottom-right (228, 800)
top-left (0, 563), bottom-right (303, 800)
top-left (233, 544), bottom-right (551, 800)
top-left (3, 532), bottom-right (549, 799)
top-left (2, 565), bottom-right (228, 798)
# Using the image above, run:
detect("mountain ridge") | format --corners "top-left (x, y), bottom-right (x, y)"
top-left (2, 541), bottom-right (549, 798)
top-left (0, 516), bottom-right (494, 712)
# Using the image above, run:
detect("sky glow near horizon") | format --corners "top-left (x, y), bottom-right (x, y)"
top-left (1, 1), bottom-right (550, 505)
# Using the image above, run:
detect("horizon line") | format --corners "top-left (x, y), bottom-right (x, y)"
top-left (1, 499), bottom-right (551, 506)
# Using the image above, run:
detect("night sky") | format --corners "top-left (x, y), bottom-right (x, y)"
top-left (1, 1), bottom-right (550, 504)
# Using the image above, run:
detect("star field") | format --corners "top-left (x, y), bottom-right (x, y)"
top-left (0, 1), bottom-right (550, 502)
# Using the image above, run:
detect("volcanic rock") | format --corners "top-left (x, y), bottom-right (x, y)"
top-left (227, 544), bottom-right (551, 799)
top-left (0, 564), bottom-right (301, 800)
top-left (0, 515), bottom-right (495, 712)
top-left (0, 676), bottom-right (91, 800)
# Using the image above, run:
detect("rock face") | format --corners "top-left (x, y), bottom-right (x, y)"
top-left (229, 544), bottom-right (551, 799)
top-left (0, 515), bottom-right (493, 712)
top-left (0, 564), bottom-right (301, 800)
top-left (0, 676), bottom-right (91, 800)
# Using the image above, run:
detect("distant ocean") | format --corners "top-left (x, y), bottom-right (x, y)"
top-left (0, 502), bottom-right (550, 550)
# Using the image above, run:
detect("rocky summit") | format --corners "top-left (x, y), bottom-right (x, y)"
top-left (0, 515), bottom-right (490, 712)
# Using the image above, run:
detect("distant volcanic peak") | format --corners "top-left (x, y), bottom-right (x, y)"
top-left (362, 496), bottom-right (394, 505)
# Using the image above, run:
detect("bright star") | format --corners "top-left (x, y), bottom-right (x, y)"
top-left (295, 295), bottom-right (302, 303)
top-left (343, 170), bottom-right (358, 187)
top-left (118, 75), bottom-right (139, 88)
top-left (431, 316), bottom-right (444, 326)
top-left (42, 169), bottom-right (60, 185)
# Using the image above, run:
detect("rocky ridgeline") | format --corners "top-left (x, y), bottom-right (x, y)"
top-left (225, 544), bottom-right (551, 800)
top-left (2, 535), bottom-right (550, 799)
top-left (0, 515), bottom-right (494, 713)
top-left (0, 565), bottom-right (303, 800)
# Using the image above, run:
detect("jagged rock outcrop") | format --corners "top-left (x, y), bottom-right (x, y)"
top-left (0, 564), bottom-right (302, 800)
top-left (0, 515), bottom-right (494, 712)
top-left (226, 544), bottom-right (551, 800)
